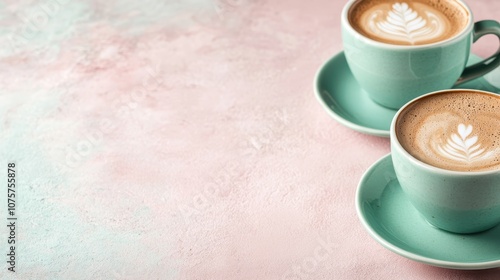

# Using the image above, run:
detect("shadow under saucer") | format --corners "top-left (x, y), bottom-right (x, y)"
top-left (356, 154), bottom-right (500, 270)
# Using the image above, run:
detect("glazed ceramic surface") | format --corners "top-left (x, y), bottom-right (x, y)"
top-left (357, 154), bottom-right (500, 269)
top-left (314, 52), bottom-right (500, 137)
top-left (390, 89), bottom-right (500, 233)
top-left (341, 0), bottom-right (500, 109)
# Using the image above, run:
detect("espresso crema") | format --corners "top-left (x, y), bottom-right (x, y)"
top-left (396, 91), bottom-right (500, 172)
top-left (348, 0), bottom-right (470, 45)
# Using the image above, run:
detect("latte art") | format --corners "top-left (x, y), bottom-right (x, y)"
top-left (435, 124), bottom-right (494, 163)
top-left (396, 91), bottom-right (500, 171)
top-left (348, 0), bottom-right (469, 45)
top-left (368, 2), bottom-right (445, 45)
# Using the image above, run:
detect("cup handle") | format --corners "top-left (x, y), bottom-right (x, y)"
top-left (454, 20), bottom-right (500, 86)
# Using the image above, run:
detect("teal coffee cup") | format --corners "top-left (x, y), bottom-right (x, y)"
top-left (341, 0), bottom-right (500, 109)
top-left (391, 89), bottom-right (500, 234)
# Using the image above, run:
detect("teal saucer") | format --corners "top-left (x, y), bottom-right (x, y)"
top-left (314, 52), bottom-right (500, 137)
top-left (356, 154), bottom-right (500, 270)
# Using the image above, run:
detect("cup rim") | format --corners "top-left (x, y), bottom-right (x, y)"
top-left (390, 89), bottom-right (500, 176)
top-left (341, 0), bottom-right (474, 50)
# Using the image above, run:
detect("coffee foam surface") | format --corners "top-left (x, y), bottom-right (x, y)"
top-left (396, 91), bottom-right (500, 172)
top-left (349, 0), bottom-right (469, 45)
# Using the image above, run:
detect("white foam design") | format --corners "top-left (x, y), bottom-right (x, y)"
top-left (368, 2), bottom-right (444, 44)
top-left (436, 124), bottom-right (494, 163)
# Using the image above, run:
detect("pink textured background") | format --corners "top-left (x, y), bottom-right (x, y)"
top-left (1, 0), bottom-right (500, 279)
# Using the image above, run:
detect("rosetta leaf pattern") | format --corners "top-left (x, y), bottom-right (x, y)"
top-left (375, 2), bottom-right (434, 44)
top-left (436, 124), bottom-right (493, 162)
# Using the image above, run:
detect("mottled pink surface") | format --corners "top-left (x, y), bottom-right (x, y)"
top-left (1, 0), bottom-right (500, 279)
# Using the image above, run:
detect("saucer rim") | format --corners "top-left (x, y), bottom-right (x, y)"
top-left (356, 153), bottom-right (500, 270)
top-left (314, 52), bottom-right (392, 137)
top-left (315, 52), bottom-right (487, 138)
